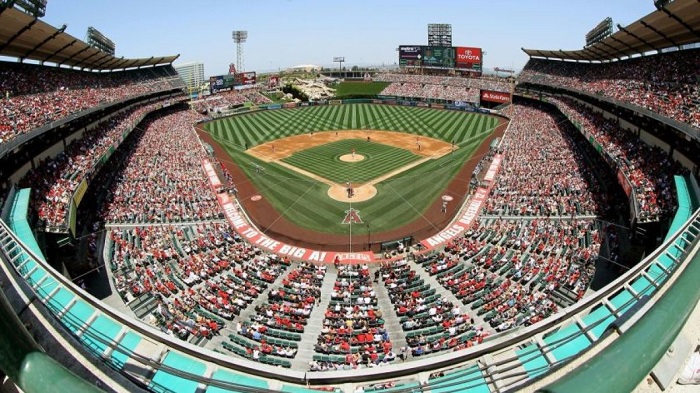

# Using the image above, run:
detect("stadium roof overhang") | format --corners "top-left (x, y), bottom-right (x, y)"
top-left (0, 6), bottom-right (179, 71)
top-left (521, 0), bottom-right (700, 62)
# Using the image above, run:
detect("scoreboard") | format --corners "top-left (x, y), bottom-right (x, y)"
top-left (210, 72), bottom-right (257, 92)
top-left (399, 45), bottom-right (482, 72)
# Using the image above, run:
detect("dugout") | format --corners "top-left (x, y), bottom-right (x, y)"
top-left (380, 236), bottom-right (413, 253)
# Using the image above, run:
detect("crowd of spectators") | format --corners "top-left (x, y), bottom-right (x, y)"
top-left (190, 89), bottom-right (272, 113)
top-left (518, 49), bottom-right (700, 129)
top-left (311, 264), bottom-right (394, 370)
top-left (379, 83), bottom-right (478, 102)
top-left (483, 104), bottom-right (610, 217)
top-left (380, 259), bottom-right (480, 356)
top-left (0, 62), bottom-right (182, 145)
top-left (374, 73), bottom-right (511, 92)
top-left (419, 215), bottom-right (600, 333)
top-left (108, 222), bottom-right (289, 340)
top-left (101, 110), bottom-right (222, 224)
top-left (248, 262), bottom-right (324, 334)
top-left (19, 99), bottom-right (171, 230)
top-left (548, 97), bottom-right (679, 222)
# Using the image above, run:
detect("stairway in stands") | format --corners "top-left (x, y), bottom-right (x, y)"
top-left (369, 264), bottom-right (408, 357)
top-left (290, 266), bottom-right (338, 369)
top-left (205, 263), bottom-right (293, 351)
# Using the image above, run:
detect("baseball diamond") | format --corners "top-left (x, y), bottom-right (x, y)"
top-left (199, 103), bottom-right (503, 248)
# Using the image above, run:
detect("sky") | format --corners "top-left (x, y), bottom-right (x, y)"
top-left (39, 0), bottom-right (655, 75)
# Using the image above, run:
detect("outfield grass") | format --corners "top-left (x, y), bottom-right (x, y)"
top-left (205, 104), bottom-right (498, 149)
top-left (333, 81), bottom-right (390, 97)
top-left (206, 104), bottom-right (497, 235)
top-left (281, 139), bottom-right (421, 184)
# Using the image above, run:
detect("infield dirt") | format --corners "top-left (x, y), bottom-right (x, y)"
top-left (247, 130), bottom-right (454, 161)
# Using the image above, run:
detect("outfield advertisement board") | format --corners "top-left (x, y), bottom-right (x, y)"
top-left (455, 47), bottom-right (482, 71)
top-left (480, 90), bottom-right (511, 104)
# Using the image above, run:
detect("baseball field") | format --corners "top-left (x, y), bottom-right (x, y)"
top-left (200, 103), bottom-right (501, 246)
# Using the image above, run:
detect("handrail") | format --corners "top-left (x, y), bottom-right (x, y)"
top-left (1, 104), bottom-right (699, 392)
top-left (0, 272), bottom-right (102, 393)
top-left (541, 234), bottom-right (700, 392)
top-left (1, 205), bottom-right (699, 389)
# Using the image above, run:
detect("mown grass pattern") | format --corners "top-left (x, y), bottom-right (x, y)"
top-left (281, 139), bottom-right (421, 184)
top-left (206, 105), bottom-right (496, 235)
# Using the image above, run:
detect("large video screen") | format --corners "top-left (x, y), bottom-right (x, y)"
top-left (398, 45), bottom-right (481, 71)
top-left (399, 46), bottom-right (422, 67)
top-left (455, 47), bottom-right (482, 71)
top-left (235, 71), bottom-right (257, 86)
top-left (421, 46), bottom-right (455, 69)
top-left (209, 75), bottom-right (236, 92)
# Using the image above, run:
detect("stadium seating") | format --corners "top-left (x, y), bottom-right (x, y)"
top-left (546, 96), bottom-right (681, 222)
top-left (0, 61), bottom-right (183, 146)
top-left (312, 264), bottom-right (393, 370)
top-left (18, 99), bottom-right (174, 231)
top-left (482, 104), bottom-right (608, 217)
top-left (518, 49), bottom-right (700, 129)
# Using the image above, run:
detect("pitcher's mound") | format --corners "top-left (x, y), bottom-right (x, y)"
top-left (339, 154), bottom-right (365, 162)
top-left (328, 184), bottom-right (377, 202)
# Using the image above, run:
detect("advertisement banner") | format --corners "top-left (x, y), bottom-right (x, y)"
top-left (399, 45), bottom-right (423, 67)
top-left (483, 154), bottom-right (503, 183)
top-left (202, 159), bottom-right (223, 192)
top-left (210, 75), bottom-right (236, 91)
top-left (617, 169), bottom-right (633, 198)
top-left (216, 193), bottom-right (375, 264)
top-left (480, 90), bottom-right (511, 104)
top-left (420, 187), bottom-right (489, 249)
top-left (73, 179), bottom-right (88, 208)
top-left (455, 47), bottom-right (482, 70)
top-left (421, 46), bottom-right (455, 69)
top-left (209, 75), bottom-right (224, 91)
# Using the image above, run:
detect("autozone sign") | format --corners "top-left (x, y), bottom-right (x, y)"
top-left (455, 47), bottom-right (482, 64)
top-left (480, 90), bottom-right (511, 104)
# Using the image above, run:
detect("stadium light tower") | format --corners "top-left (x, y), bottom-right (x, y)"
top-left (333, 56), bottom-right (345, 76)
top-left (232, 30), bottom-right (248, 73)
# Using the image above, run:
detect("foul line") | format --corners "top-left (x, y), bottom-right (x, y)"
top-left (259, 180), bottom-right (318, 235)
top-left (383, 181), bottom-right (443, 233)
